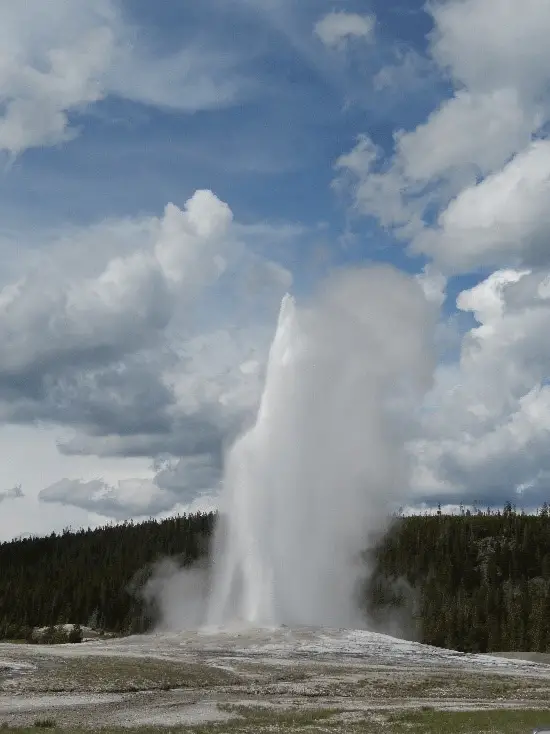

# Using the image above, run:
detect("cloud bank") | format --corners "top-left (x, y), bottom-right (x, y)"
top-left (0, 188), bottom-right (290, 520)
top-left (337, 0), bottom-right (550, 507)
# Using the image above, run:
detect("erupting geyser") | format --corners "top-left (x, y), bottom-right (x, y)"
top-left (205, 267), bottom-right (434, 629)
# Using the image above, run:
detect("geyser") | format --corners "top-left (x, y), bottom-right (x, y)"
top-left (205, 266), bottom-right (434, 629)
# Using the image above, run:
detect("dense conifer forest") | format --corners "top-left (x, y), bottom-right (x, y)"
top-left (1, 505), bottom-right (550, 653)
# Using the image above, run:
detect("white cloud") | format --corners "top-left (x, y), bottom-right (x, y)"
top-left (0, 422), bottom-right (156, 540)
top-left (336, 0), bottom-right (550, 274)
top-left (396, 88), bottom-right (535, 184)
top-left (39, 477), bottom-right (175, 519)
top-left (333, 0), bottom-right (550, 507)
top-left (0, 190), bottom-right (235, 381)
top-left (0, 25), bottom-right (112, 156)
top-left (335, 135), bottom-right (424, 235)
top-left (415, 266), bottom-right (447, 307)
top-left (413, 140), bottom-right (550, 273)
top-left (155, 192), bottom-right (233, 286)
top-left (430, 0), bottom-right (550, 99)
top-left (0, 0), bottom-right (248, 156)
top-left (336, 89), bottom-right (541, 254)
top-left (314, 11), bottom-right (375, 49)
top-left (0, 190), bottom-right (297, 525)
top-left (373, 49), bottom-right (435, 93)
top-left (412, 267), bottom-right (550, 505)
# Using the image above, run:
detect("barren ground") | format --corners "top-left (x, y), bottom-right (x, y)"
top-left (1, 627), bottom-right (550, 732)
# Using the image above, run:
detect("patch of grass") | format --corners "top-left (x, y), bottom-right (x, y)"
top-left (358, 670), bottom-right (550, 702)
top-left (219, 703), bottom-right (342, 723)
top-left (0, 718), bottom-right (342, 734)
top-left (267, 668), bottom-right (311, 683)
top-left (3, 656), bottom-right (240, 694)
top-left (1, 708), bottom-right (549, 733)
top-left (387, 707), bottom-right (550, 733)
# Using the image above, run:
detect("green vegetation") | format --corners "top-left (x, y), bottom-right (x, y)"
top-left (2, 707), bottom-right (550, 732)
top-left (2, 505), bottom-right (550, 654)
top-left (217, 704), bottom-right (343, 729)
top-left (0, 513), bottom-right (214, 639)
top-left (11, 656), bottom-right (239, 694)
top-left (31, 625), bottom-right (83, 645)
top-left (357, 670), bottom-right (550, 702)
top-left (369, 503), bottom-right (550, 652)
top-left (386, 707), bottom-right (550, 734)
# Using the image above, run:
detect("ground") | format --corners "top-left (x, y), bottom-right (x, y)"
top-left (1, 627), bottom-right (550, 732)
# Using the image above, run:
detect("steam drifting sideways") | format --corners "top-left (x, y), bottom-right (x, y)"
top-left (152, 266), bottom-right (436, 630)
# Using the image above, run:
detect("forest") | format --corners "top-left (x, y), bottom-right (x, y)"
top-left (1, 504), bottom-right (550, 653)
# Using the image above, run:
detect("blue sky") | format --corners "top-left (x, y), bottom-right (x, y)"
top-left (0, 0), bottom-right (439, 227)
top-left (1, 0), bottom-right (550, 538)
top-left (0, 1), bottom-right (443, 298)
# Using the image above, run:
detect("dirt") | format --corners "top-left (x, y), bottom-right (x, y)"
top-left (1, 628), bottom-right (549, 729)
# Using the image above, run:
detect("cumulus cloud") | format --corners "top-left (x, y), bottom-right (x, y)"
top-left (37, 453), bottom-right (220, 520)
top-left (336, 0), bottom-right (550, 275)
top-left (336, 89), bottom-right (540, 255)
top-left (314, 11), bottom-right (375, 49)
top-left (0, 484), bottom-right (23, 503)
top-left (39, 477), bottom-right (176, 519)
top-left (396, 88), bottom-right (534, 185)
top-left (414, 140), bottom-right (550, 273)
top-left (0, 188), bottom-right (294, 519)
top-left (429, 0), bottom-right (550, 99)
top-left (411, 267), bottom-right (550, 506)
top-left (0, 0), bottom-right (248, 156)
top-left (334, 0), bottom-right (550, 507)
top-left (0, 1), bottom-right (112, 156)
top-left (415, 267), bottom-right (447, 308)
top-left (0, 190), bottom-right (232, 387)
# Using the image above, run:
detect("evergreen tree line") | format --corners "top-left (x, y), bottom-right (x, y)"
top-left (0, 513), bottom-right (214, 640)
top-left (1, 505), bottom-right (550, 653)
top-left (368, 503), bottom-right (550, 653)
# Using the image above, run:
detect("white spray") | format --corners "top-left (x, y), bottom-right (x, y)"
top-left (204, 266), bottom-right (434, 629)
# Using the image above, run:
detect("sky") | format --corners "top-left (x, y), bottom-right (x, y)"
top-left (1, 0), bottom-right (550, 540)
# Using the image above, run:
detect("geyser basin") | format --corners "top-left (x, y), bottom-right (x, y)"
top-left (205, 267), bottom-right (435, 629)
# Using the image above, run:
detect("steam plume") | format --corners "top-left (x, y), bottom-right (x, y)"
top-left (203, 266), bottom-right (435, 628)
